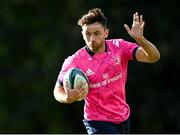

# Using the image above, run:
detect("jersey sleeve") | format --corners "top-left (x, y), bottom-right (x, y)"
top-left (118, 39), bottom-right (139, 61)
top-left (57, 56), bottom-right (76, 86)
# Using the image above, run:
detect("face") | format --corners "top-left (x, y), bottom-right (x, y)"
top-left (81, 22), bottom-right (109, 53)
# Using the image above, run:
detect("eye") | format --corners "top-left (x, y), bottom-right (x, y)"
top-left (85, 32), bottom-right (91, 37)
top-left (94, 32), bottom-right (100, 36)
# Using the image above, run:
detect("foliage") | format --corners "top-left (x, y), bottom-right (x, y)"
top-left (0, 0), bottom-right (179, 133)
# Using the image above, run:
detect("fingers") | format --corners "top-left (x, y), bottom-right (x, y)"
top-left (76, 80), bottom-right (84, 89)
top-left (64, 80), bottom-right (70, 90)
top-left (141, 21), bottom-right (145, 31)
top-left (133, 12), bottom-right (144, 24)
top-left (124, 24), bottom-right (131, 33)
top-left (125, 12), bottom-right (144, 31)
top-left (64, 80), bottom-right (88, 102)
top-left (78, 88), bottom-right (87, 98)
top-left (77, 81), bottom-right (88, 97)
top-left (133, 12), bottom-right (139, 23)
top-left (140, 15), bottom-right (143, 24)
top-left (75, 80), bottom-right (86, 92)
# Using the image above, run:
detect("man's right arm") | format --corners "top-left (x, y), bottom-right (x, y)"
top-left (53, 81), bottom-right (86, 104)
top-left (53, 82), bottom-right (70, 103)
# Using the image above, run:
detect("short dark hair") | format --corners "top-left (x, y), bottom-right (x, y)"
top-left (77, 8), bottom-right (107, 27)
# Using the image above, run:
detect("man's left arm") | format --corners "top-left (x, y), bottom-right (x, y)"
top-left (134, 36), bottom-right (160, 63)
top-left (124, 12), bottom-right (160, 63)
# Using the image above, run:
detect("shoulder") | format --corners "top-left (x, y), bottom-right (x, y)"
top-left (106, 39), bottom-right (133, 47)
top-left (60, 47), bottom-right (87, 72)
top-left (106, 39), bottom-right (138, 50)
top-left (106, 39), bottom-right (125, 51)
top-left (72, 46), bottom-right (88, 60)
top-left (105, 39), bottom-right (128, 48)
top-left (64, 47), bottom-right (87, 64)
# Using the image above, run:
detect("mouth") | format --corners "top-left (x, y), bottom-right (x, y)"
top-left (90, 41), bottom-right (96, 46)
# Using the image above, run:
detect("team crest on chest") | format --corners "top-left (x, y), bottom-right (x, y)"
top-left (112, 54), bottom-right (121, 65)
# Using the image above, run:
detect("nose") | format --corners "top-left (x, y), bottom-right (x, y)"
top-left (90, 35), bottom-right (95, 41)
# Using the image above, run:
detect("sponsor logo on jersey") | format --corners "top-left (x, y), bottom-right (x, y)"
top-left (89, 73), bottom-right (122, 88)
top-left (103, 73), bottom-right (109, 79)
top-left (86, 68), bottom-right (94, 76)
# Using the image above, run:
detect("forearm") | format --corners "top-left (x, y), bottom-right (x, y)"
top-left (53, 86), bottom-right (67, 103)
top-left (135, 36), bottom-right (160, 63)
top-left (53, 83), bottom-right (74, 104)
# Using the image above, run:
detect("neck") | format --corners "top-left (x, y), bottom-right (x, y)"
top-left (95, 44), bottom-right (105, 53)
top-left (91, 42), bottom-right (106, 54)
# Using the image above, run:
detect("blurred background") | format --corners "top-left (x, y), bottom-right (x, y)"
top-left (0, 0), bottom-right (180, 133)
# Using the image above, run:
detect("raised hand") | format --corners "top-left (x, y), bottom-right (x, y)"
top-left (124, 12), bottom-right (145, 40)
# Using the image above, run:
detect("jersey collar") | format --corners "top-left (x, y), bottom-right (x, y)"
top-left (85, 42), bottom-right (107, 57)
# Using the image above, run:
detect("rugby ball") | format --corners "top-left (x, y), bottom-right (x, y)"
top-left (63, 68), bottom-right (89, 101)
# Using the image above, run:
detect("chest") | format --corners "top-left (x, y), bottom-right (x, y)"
top-left (80, 52), bottom-right (125, 83)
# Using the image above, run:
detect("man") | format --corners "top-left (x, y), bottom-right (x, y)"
top-left (53, 8), bottom-right (160, 134)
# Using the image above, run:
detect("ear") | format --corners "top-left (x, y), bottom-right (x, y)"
top-left (104, 28), bottom-right (109, 38)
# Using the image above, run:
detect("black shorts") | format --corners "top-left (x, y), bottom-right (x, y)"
top-left (83, 117), bottom-right (130, 134)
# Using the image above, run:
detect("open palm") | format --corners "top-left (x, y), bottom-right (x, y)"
top-left (124, 12), bottom-right (145, 40)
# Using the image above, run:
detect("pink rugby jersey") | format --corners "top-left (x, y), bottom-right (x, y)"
top-left (57, 39), bottom-right (139, 124)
